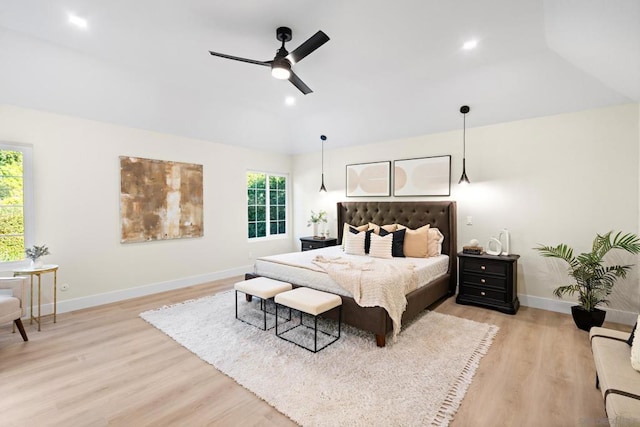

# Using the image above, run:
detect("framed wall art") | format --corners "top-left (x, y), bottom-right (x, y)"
top-left (393, 155), bottom-right (451, 196)
top-left (345, 161), bottom-right (391, 197)
top-left (120, 156), bottom-right (203, 243)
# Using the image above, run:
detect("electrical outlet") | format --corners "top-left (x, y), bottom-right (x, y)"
top-left (60, 283), bottom-right (69, 291)
top-left (248, 251), bottom-right (253, 259)
top-left (466, 216), bottom-right (473, 225)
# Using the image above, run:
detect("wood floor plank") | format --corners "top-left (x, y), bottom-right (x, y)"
top-left (0, 276), bottom-right (628, 426)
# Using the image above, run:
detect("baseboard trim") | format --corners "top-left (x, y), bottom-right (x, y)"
top-left (28, 274), bottom-right (638, 326)
top-left (39, 265), bottom-right (253, 316)
top-left (518, 294), bottom-right (637, 325)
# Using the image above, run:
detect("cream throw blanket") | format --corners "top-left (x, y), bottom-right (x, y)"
top-left (312, 255), bottom-right (417, 340)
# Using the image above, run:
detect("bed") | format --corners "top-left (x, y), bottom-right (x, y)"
top-left (246, 201), bottom-right (457, 347)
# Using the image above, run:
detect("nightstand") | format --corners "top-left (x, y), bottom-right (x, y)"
top-left (456, 252), bottom-right (520, 314)
top-left (300, 236), bottom-right (337, 252)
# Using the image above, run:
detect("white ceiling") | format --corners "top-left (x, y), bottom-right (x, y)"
top-left (0, 0), bottom-right (638, 154)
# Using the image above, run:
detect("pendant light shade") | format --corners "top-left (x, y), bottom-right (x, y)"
top-left (458, 105), bottom-right (471, 184)
top-left (319, 135), bottom-right (327, 192)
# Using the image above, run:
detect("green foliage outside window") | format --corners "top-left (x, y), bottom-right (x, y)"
top-left (247, 171), bottom-right (287, 239)
top-left (0, 151), bottom-right (25, 261)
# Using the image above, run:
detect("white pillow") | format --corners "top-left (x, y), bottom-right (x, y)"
top-left (632, 315), bottom-right (640, 372)
top-left (429, 228), bottom-right (445, 256)
top-left (369, 233), bottom-right (393, 259)
top-left (342, 223), bottom-right (368, 249)
top-left (344, 231), bottom-right (366, 256)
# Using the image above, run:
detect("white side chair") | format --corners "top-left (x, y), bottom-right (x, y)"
top-left (0, 277), bottom-right (29, 341)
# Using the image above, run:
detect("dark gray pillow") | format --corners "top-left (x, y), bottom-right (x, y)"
top-left (379, 228), bottom-right (406, 257)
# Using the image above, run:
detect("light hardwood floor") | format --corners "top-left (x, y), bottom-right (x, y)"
top-left (0, 276), bottom-right (629, 426)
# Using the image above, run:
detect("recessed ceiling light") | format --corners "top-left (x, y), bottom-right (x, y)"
top-left (462, 39), bottom-right (478, 50)
top-left (68, 14), bottom-right (88, 29)
top-left (285, 96), bottom-right (295, 106)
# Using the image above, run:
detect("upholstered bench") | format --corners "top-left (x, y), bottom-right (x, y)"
top-left (274, 287), bottom-right (342, 353)
top-left (234, 277), bottom-right (292, 330)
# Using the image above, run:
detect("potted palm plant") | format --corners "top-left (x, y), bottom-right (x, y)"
top-left (535, 231), bottom-right (640, 331)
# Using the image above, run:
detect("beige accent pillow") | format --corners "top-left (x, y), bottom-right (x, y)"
top-left (344, 230), bottom-right (366, 256)
top-left (341, 223), bottom-right (368, 248)
top-left (397, 224), bottom-right (430, 258)
top-left (369, 233), bottom-right (393, 259)
top-left (367, 223), bottom-right (398, 235)
top-left (632, 315), bottom-right (640, 372)
top-left (428, 228), bottom-right (445, 257)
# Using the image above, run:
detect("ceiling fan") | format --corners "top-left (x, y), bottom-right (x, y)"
top-left (208, 27), bottom-right (330, 95)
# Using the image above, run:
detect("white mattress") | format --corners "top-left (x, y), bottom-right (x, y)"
top-left (254, 246), bottom-right (449, 298)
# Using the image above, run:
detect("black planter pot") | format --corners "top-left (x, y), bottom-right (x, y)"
top-left (571, 306), bottom-right (606, 331)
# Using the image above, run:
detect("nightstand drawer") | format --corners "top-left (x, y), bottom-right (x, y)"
top-left (462, 285), bottom-right (506, 302)
top-left (462, 274), bottom-right (507, 290)
top-left (463, 259), bottom-right (507, 276)
top-left (302, 242), bottom-right (323, 251)
top-left (300, 237), bottom-right (338, 252)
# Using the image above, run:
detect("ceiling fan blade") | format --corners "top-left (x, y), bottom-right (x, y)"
top-left (208, 51), bottom-right (271, 67)
top-left (289, 71), bottom-right (312, 95)
top-left (288, 31), bottom-right (330, 64)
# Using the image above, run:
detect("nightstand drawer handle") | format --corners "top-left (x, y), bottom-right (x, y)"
top-left (480, 291), bottom-right (486, 296)
top-left (481, 265), bottom-right (486, 270)
top-left (481, 279), bottom-right (486, 284)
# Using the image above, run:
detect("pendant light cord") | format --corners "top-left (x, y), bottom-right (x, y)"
top-left (462, 113), bottom-right (466, 160)
top-left (321, 138), bottom-right (324, 175)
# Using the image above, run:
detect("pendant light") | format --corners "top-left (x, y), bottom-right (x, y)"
top-left (458, 105), bottom-right (471, 184)
top-left (319, 135), bottom-right (327, 192)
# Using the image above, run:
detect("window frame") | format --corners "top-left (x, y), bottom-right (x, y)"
top-left (0, 142), bottom-right (34, 268)
top-left (246, 170), bottom-right (289, 241)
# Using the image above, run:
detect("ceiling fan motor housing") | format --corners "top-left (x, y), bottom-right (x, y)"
top-left (276, 27), bottom-right (293, 43)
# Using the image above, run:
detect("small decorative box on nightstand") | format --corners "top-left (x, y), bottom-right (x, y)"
top-left (300, 236), bottom-right (338, 252)
top-left (456, 252), bottom-right (520, 314)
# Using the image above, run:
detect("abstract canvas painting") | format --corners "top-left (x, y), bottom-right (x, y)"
top-left (345, 161), bottom-right (391, 197)
top-left (393, 155), bottom-right (451, 196)
top-left (120, 156), bottom-right (203, 243)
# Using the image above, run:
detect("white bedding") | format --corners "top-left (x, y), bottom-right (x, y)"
top-left (254, 246), bottom-right (449, 298)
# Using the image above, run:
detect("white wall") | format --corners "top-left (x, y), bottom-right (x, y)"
top-left (0, 105), bottom-right (293, 311)
top-left (2, 102), bottom-right (637, 322)
top-left (293, 104), bottom-right (640, 321)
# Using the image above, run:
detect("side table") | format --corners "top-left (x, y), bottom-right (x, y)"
top-left (300, 236), bottom-right (338, 251)
top-left (13, 264), bottom-right (59, 331)
top-left (456, 253), bottom-right (520, 314)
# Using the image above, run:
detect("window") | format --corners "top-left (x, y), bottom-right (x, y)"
top-left (0, 143), bottom-right (33, 264)
top-left (247, 171), bottom-right (287, 239)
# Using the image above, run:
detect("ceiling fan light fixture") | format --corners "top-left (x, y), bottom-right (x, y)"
top-left (271, 59), bottom-right (291, 80)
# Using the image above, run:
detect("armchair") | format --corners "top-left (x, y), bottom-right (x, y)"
top-left (0, 277), bottom-right (29, 341)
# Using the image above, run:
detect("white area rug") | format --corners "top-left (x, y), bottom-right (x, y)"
top-left (140, 291), bottom-right (498, 426)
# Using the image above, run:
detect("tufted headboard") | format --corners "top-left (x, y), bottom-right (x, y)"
top-left (337, 201), bottom-right (457, 286)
